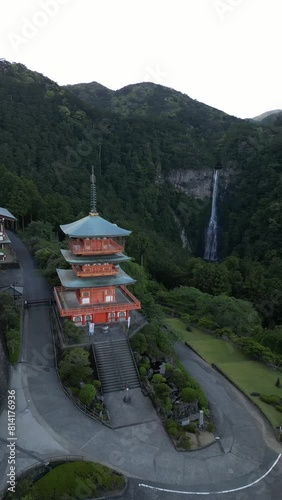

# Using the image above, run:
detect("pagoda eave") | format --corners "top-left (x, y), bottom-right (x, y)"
top-left (54, 285), bottom-right (141, 318)
top-left (61, 249), bottom-right (131, 265)
top-left (56, 268), bottom-right (136, 289)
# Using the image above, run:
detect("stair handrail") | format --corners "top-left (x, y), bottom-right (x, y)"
top-left (91, 344), bottom-right (104, 400)
top-left (127, 338), bottom-right (141, 384)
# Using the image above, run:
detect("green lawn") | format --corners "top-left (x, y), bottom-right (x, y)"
top-left (165, 317), bottom-right (282, 428)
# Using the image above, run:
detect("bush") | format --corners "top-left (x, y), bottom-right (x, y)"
top-left (139, 366), bottom-right (147, 377)
top-left (152, 374), bottom-right (166, 384)
top-left (58, 348), bottom-right (93, 387)
top-left (178, 435), bottom-right (191, 450)
top-left (79, 384), bottom-right (96, 406)
top-left (206, 422), bottom-right (215, 433)
top-left (140, 356), bottom-right (151, 371)
top-left (183, 423), bottom-right (196, 433)
top-left (93, 380), bottom-right (101, 390)
top-left (180, 387), bottom-right (197, 402)
top-left (260, 394), bottom-right (281, 405)
top-left (194, 389), bottom-right (208, 409)
top-left (159, 397), bottom-right (172, 414)
top-left (5, 328), bottom-right (21, 363)
top-left (165, 419), bottom-right (179, 430)
top-left (165, 363), bottom-right (174, 375)
top-left (71, 387), bottom-right (79, 397)
top-left (198, 317), bottom-right (218, 330)
top-left (275, 405), bottom-right (282, 413)
top-left (130, 332), bottom-right (147, 354)
top-left (64, 320), bottom-right (78, 335)
top-left (154, 383), bottom-right (170, 399)
top-left (167, 426), bottom-right (180, 439)
top-left (171, 368), bottom-right (188, 390)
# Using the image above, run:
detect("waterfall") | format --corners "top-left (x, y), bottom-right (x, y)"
top-left (204, 169), bottom-right (220, 261)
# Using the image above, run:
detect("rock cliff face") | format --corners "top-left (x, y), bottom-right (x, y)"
top-left (0, 335), bottom-right (9, 413)
top-left (166, 167), bottom-right (236, 200)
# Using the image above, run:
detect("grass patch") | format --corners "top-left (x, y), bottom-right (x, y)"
top-left (8, 461), bottom-right (125, 500)
top-left (165, 317), bottom-right (282, 428)
top-left (217, 361), bottom-right (282, 428)
top-left (5, 328), bottom-right (21, 363)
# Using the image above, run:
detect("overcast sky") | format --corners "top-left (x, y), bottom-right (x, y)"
top-left (0, 0), bottom-right (281, 118)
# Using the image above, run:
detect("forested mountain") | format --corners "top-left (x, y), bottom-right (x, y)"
top-left (1, 59), bottom-right (282, 333)
top-left (253, 109), bottom-right (282, 124)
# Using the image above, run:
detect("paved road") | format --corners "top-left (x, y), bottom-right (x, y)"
top-left (0, 231), bottom-right (281, 499)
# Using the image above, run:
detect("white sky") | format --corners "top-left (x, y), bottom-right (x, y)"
top-left (0, 0), bottom-right (281, 118)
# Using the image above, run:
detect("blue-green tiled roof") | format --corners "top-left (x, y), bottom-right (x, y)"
top-left (57, 268), bottom-right (135, 289)
top-left (60, 214), bottom-right (131, 238)
top-left (61, 249), bottom-right (131, 264)
top-left (0, 207), bottom-right (16, 221)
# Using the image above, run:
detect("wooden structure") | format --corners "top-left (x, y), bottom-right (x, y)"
top-left (0, 208), bottom-right (17, 262)
top-left (54, 168), bottom-right (141, 327)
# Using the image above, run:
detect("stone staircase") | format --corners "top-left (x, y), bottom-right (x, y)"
top-left (93, 338), bottom-right (140, 393)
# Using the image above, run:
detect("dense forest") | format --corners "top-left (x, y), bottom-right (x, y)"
top-left (1, 59), bottom-right (282, 355)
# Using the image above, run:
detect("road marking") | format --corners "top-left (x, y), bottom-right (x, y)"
top-left (80, 430), bottom-right (104, 450)
top-left (139, 453), bottom-right (281, 495)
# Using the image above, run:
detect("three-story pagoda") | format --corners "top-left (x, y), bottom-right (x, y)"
top-left (54, 169), bottom-right (141, 326)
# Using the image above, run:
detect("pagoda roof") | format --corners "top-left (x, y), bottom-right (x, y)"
top-left (0, 207), bottom-right (16, 221)
top-left (60, 214), bottom-right (131, 238)
top-left (56, 268), bottom-right (135, 289)
top-left (61, 249), bottom-right (131, 265)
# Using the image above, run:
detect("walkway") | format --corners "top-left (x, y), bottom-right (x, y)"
top-left (0, 231), bottom-right (281, 499)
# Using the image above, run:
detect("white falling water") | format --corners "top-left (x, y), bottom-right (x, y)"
top-left (204, 169), bottom-right (219, 261)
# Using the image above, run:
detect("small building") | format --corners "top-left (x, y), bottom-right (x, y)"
top-left (0, 284), bottom-right (23, 300)
top-left (54, 169), bottom-right (141, 327)
top-left (0, 208), bottom-right (17, 263)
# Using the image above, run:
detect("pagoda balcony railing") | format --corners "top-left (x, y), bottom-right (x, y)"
top-left (54, 286), bottom-right (141, 318)
top-left (69, 239), bottom-right (124, 255)
top-left (73, 264), bottom-right (118, 277)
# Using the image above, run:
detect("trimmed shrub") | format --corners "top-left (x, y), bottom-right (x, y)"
top-left (165, 363), bottom-right (174, 375)
top-left (58, 347), bottom-right (93, 387)
top-left (183, 423), bottom-right (196, 433)
top-left (152, 374), bottom-right (166, 384)
top-left (139, 366), bottom-right (147, 377)
top-left (93, 380), bottom-right (101, 390)
top-left (178, 435), bottom-right (191, 450)
top-left (260, 394), bottom-right (281, 405)
top-left (167, 426), bottom-right (180, 439)
top-left (165, 419), bottom-right (179, 430)
top-left (79, 384), bottom-right (96, 406)
top-left (130, 333), bottom-right (147, 354)
top-left (140, 356), bottom-right (151, 371)
top-left (194, 389), bottom-right (208, 409)
top-left (154, 383), bottom-right (170, 399)
top-left (171, 368), bottom-right (188, 390)
top-left (180, 387), bottom-right (197, 402)
top-left (275, 405), bottom-right (282, 413)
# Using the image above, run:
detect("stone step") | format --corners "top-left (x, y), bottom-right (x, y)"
top-left (94, 338), bottom-right (140, 394)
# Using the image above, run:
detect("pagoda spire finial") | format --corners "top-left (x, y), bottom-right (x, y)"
top-left (90, 165), bottom-right (98, 216)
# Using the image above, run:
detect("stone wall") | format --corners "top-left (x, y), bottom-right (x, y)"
top-left (0, 334), bottom-right (9, 413)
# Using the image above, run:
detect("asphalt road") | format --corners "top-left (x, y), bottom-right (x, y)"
top-left (0, 231), bottom-right (281, 500)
